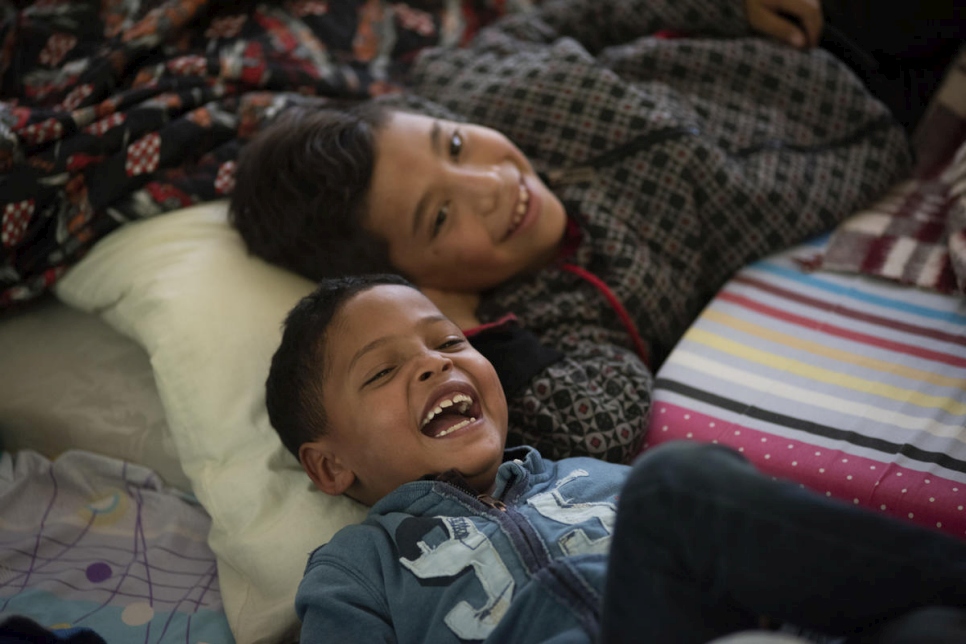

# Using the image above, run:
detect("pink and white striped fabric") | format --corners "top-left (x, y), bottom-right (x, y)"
top-left (644, 239), bottom-right (966, 539)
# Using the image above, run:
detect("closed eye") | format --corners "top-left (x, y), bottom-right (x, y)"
top-left (431, 204), bottom-right (448, 239)
top-left (438, 337), bottom-right (465, 350)
top-left (364, 367), bottom-right (394, 386)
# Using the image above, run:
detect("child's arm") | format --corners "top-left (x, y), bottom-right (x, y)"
top-left (469, 316), bottom-right (651, 464)
top-left (509, 338), bottom-right (651, 464)
top-left (745, 0), bottom-right (822, 48)
top-left (296, 557), bottom-right (394, 643)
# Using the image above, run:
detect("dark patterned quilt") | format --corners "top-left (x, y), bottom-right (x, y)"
top-left (0, 0), bottom-right (516, 309)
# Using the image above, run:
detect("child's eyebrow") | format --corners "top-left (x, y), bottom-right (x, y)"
top-left (347, 313), bottom-right (450, 374)
top-left (410, 120), bottom-right (443, 237)
top-left (348, 336), bottom-right (391, 375)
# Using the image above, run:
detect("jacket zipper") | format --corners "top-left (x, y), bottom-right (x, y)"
top-left (436, 470), bottom-right (603, 631)
top-left (436, 470), bottom-right (508, 511)
top-left (436, 470), bottom-right (549, 575)
top-left (477, 493), bottom-right (507, 512)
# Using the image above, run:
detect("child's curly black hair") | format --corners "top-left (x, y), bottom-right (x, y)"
top-left (266, 273), bottom-right (414, 459)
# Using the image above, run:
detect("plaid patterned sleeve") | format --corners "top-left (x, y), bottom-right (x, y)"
top-left (465, 304), bottom-right (653, 465)
top-left (504, 331), bottom-right (653, 465)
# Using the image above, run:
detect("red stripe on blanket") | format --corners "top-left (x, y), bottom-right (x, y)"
top-left (731, 274), bottom-right (966, 348)
top-left (854, 236), bottom-right (955, 290)
top-left (855, 234), bottom-right (888, 274)
top-left (644, 402), bottom-right (966, 539)
top-left (717, 290), bottom-right (966, 369)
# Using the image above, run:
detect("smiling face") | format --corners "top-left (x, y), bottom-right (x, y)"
top-left (364, 111), bottom-right (568, 292)
top-left (304, 284), bottom-right (508, 506)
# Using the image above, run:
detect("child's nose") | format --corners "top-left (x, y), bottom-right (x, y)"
top-left (456, 166), bottom-right (503, 217)
top-left (417, 353), bottom-right (453, 382)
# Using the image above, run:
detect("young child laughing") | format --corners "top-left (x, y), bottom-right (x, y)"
top-left (266, 273), bottom-right (966, 644)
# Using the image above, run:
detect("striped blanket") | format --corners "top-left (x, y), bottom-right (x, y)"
top-left (645, 237), bottom-right (966, 539)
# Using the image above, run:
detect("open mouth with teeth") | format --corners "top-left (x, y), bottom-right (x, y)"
top-left (503, 180), bottom-right (530, 240)
top-left (420, 392), bottom-right (479, 438)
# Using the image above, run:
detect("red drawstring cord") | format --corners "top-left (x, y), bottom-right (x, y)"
top-left (560, 263), bottom-right (650, 368)
top-left (464, 312), bottom-right (518, 337)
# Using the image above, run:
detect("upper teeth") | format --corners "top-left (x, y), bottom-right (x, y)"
top-left (510, 183), bottom-right (530, 229)
top-left (421, 393), bottom-right (473, 428)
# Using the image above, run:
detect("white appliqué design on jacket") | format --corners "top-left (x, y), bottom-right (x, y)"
top-left (528, 469), bottom-right (616, 556)
top-left (397, 469), bottom-right (616, 639)
top-left (398, 516), bottom-right (514, 640)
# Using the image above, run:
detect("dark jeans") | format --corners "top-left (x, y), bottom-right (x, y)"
top-left (820, 0), bottom-right (966, 132)
top-left (599, 442), bottom-right (966, 644)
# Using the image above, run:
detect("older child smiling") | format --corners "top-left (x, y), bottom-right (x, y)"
top-left (233, 0), bottom-right (960, 463)
top-left (364, 111), bottom-right (568, 294)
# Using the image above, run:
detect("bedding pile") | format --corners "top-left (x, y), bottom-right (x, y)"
top-left (0, 296), bottom-right (188, 492)
top-left (4, 2), bottom-right (965, 641)
top-left (0, 0), bottom-right (521, 309)
top-left (819, 138), bottom-right (966, 293)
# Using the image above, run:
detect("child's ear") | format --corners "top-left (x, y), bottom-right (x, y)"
top-left (299, 441), bottom-right (355, 496)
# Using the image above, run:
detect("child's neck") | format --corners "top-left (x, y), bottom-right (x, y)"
top-left (436, 469), bottom-right (498, 498)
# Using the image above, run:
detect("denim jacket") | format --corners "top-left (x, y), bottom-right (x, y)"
top-left (295, 446), bottom-right (630, 643)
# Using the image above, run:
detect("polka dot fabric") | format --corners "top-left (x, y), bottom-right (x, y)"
top-left (648, 405), bottom-right (966, 535)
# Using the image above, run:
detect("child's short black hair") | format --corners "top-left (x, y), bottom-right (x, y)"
top-left (229, 102), bottom-right (395, 280)
top-left (266, 273), bottom-right (415, 459)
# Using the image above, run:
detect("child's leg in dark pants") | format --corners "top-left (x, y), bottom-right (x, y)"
top-left (599, 441), bottom-right (966, 644)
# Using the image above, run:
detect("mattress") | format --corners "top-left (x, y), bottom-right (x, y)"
top-left (0, 296), bottom-right (188, 492)
top-left (645, 238), bottom-right (966, 539)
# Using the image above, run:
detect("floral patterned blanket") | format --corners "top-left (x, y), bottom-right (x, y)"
top-left (0, 0), bottom-right (516, 309)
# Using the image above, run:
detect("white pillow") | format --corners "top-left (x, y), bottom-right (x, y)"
top-left (55, 201), bottom-right (368, 644)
